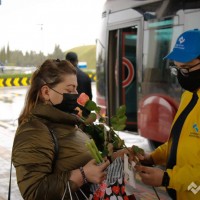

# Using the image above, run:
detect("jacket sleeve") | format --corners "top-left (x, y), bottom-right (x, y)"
top-left (150, 142), bottom-right (169, 166)
top-left (167, 165), bottom-right (200, 192)
top-left (12, 123), bottom-right (78, 200)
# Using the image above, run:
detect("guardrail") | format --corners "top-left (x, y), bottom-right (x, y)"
top-left (0, 72), bottom-right (96, 87)
top-left (87, 72), bottom-right (96, 82)
top-left (0, 76), bottom-right (31, 87)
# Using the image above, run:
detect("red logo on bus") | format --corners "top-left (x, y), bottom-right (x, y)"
top-left (122, 57), bottom-right (134, 88)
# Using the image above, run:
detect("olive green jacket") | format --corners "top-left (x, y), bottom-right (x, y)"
top-left (12, 104), bottom-right (92, 200)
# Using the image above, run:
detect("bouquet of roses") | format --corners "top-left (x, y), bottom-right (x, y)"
top-left (76, 93), bottom-right (126, 161)
top-left (76, 93), bottom-right (144, 163)
top-left (76, 93), bottom-right (145, 199)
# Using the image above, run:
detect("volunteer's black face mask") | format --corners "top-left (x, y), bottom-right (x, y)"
top-left (177, 68), bottom-right (200, 92)
top-left (49, 88), bottom-right (79, 114)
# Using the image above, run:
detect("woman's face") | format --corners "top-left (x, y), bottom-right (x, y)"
top-left (42, 74), bottom-right (78, 104)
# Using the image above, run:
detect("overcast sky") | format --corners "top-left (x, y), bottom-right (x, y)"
top-left (0, 0), bottom-right (106, 55)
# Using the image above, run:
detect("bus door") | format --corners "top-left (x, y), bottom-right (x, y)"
top-left (107, 26), bottom-right (138, 131)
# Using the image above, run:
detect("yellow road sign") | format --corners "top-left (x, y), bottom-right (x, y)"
top-left (0, 78), bottom-right (3, 87)
top-left (13, 77), bottom-right (20, 86)
top-left (5, 78), bottom-right (12, 87)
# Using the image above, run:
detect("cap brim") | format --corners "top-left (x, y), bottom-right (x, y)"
top-left (164, 50), bottom-right (199, 63)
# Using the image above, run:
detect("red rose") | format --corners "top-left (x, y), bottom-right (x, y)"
top-left (77, 93), bottom-right (90, 106)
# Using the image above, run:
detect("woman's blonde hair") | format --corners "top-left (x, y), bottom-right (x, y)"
top-left (18, 59), bottom-right (76, 125)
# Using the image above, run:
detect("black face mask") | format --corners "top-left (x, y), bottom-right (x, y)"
top-left (177, 68), bottom-right (200, 92)
top-left (50, 88), bottom-right (79, 114)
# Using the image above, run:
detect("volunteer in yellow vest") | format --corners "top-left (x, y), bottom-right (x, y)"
top-left (135, 29), bottom-right (200, 200)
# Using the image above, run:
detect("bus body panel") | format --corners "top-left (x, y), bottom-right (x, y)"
top-left (103, 0), bottom-right (161, 13)
top-left (96, 0), bottom-right (200, 144)
top-left (138, 94), bottom-right (178, 142)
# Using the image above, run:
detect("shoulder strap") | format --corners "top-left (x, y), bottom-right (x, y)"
top-left (48, 128), bottom-right (59, 172)
top-left (8, 159), bottom-right (12, 200)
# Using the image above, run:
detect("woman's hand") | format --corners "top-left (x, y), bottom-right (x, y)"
top-left (135, 165), bottom-right (164, 187)
top-left (83, 159), bottom-right (110, 184)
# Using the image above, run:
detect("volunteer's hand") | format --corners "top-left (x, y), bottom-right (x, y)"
top-left (137, 152), bottom-right (154, 166)
top-left (131, 145), bottom-right (152, 165)
top-left (135, 165), bottom-right (164, 187)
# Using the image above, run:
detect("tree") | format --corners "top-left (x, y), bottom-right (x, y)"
top-left (6, 43), bottom-right (10, 64)
top-left (50, 45), bottom-right (65, 60)
top-left (0, 47), bottom-right (6, 64)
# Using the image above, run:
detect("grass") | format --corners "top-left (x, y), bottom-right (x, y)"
top-left (0, 73), bottom-right (32, 78)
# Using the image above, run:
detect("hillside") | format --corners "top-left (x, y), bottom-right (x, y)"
top-left (65, 45), bottom-right (96, 70)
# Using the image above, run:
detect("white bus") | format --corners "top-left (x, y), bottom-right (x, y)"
top-left (96, 0), bottom-right (200, 148)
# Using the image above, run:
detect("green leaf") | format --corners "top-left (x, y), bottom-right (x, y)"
top-left (99, 117), bottom-right (106, 123)
top-left (116, 105), bottom-right (126, 118)
top-left (110, 105), bottom-right (127, 129)
top-left (132, 145), bottom-right (144, 155)
top-left (101, 148), bottom-right (108, 157)
top-left (96, 123), bottom-right (105, 131)
top-left (113, 138), bottom-right (124, 149)
top-left (95, 106), bottom-right (101, 113)
top-left (110, 116), bottom-right (118, 124)
top-left (112, 124), bottom-right (126, 131)
top-left (85, 100), bottom-right (98, 111)
top-left (117, 116), bottom-right (127, 125)
top-left (82, 103), bottom-right (127, 158)
top-left (83, 125), bottom-right (95, 138)
top-left (84, 113), bottom-right (97, 124)
top-left (111, 116), bottom-right (127, 126)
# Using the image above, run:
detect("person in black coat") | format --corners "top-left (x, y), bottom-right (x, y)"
top-left (66, 52), bottom-right (92, 100)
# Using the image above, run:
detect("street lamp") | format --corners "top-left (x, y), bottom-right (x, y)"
top-left (37, 24), bottom-right (44, 53)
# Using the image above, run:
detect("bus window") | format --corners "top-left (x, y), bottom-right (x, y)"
top-left (121, 27), bottom-right (138, 130)
top-left (96, 39), bottom-right (106, 112)
top-left (142, 21), bottom-right (183, 101)
top-left (138, 19), bottom-right (183, 145)
top-left (142, 28), bottom-right (173, 93)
